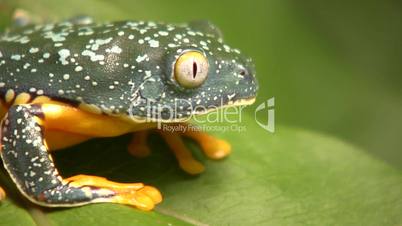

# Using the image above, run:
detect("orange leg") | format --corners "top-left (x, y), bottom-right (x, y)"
top-left (128, 131), bottom-right (151, 157)
top-left (158, 131), bottom-right (205, 175)
top-left (0, 186), bottom-right (5, 201)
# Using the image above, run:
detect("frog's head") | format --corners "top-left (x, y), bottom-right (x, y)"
top-left (127, 21), bottom-right (258, 121)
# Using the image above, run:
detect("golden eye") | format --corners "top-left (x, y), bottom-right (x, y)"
top-left (174, 51), bottom-right (209, 88)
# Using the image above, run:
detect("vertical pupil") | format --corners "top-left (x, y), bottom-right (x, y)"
top-left (192, 61), bottom-right (198, 79)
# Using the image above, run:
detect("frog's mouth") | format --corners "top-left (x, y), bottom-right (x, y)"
top-left (165, 96), bottom-right (257, 122)
top-left (223, 97), bottom-right (257, 107)
top-left (126, 96), bottom-right (257, 123)
top-left (191, 96), bottom-right (257, 116)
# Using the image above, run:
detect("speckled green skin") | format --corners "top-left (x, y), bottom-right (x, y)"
top-left (0, 20), bottom-right (257, 120)
top-left (1, 104), bottom-right (98, 206)
top-left (0, 19), bottom-right (258, 207)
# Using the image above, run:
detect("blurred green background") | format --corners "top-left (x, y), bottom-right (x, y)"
top-left (0, 0), bottom-right (401, 225)
top-left (1, 0), bottom-right (401, 166)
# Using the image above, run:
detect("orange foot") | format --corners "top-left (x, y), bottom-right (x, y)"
top-left (65, 175), bottom-right (162, 211)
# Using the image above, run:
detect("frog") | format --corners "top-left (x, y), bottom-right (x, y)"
top-left (0, 17), bottom-right (258, 211)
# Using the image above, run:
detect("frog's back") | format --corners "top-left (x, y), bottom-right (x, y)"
top-left (0, 21), bottom-right (172, 115)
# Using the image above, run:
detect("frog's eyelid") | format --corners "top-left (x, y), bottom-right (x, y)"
top-left (176, 48), bottom-right (207, 58)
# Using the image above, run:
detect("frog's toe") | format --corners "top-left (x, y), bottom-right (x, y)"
top-left (0, 186), bottom-right (6, 201)
top-left (137, 186), bottom-right (163, 204)
top-left (110, 185), bottom-right (162, 211)
top-left (66, 174), bottom-right (144, 190)
top-left (128, 131), bottom-right (151, 157)
top-left (198, 137), bottom-right (231, 160)
top-left (181, 125), bottom-right (232, 159)
top-left (178, 158), bottom-right (205, 175)
top-left (159, 130), bottom-right (206, 175)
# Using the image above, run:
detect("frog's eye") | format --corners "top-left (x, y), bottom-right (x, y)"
top-left (174, 51), bottom-right (209, 88)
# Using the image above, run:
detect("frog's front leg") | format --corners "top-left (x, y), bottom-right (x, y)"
top-left (128, 124), bottom-right (231, 174)
top-left (159, 130), bottom-right (206, 174)
top-left (0, 104), bottom-right (161, 210)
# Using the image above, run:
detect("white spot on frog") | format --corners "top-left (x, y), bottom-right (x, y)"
top-left (136, 54), bottom-right (148, 63)
top-left (105, 45), bottom-right (122, 54)
top-left (63, 74), bottom-right (70, 80)
top-left (149, 40), bottom-right (159, 48)
top-left (144, 70), bottom-right (152, 79)
top-left (11, 55), bottom-right (21, 61)
top-left (158, 31), bottom-right (169, 36)
top-left (43, 31), bottom-right (68, 42)
top-left (75, 66), bottom-right (83, 72)
top-left (82, 50), bottom-right (105, 62)
top-left (58, 49), bottom-right (70, 65)
top-left (29, 47), bottom-right (39, 53)
top-left (90, 38), bottom-right (113, 51)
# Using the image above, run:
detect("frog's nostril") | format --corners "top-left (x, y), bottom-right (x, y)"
top-left (239, 68), bottom-right (253, 78)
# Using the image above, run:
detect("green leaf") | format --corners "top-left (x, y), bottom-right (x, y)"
top-left (1, 115), bottom-right (401, 225)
